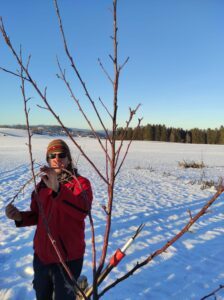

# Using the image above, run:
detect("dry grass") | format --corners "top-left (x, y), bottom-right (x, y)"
top-left (134, 165), bottom-right (154, 172)
top-left (178, 160), bottom-right (205, 169)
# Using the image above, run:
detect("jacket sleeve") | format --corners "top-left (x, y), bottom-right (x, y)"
top-left (15, 191), bottom-right (39, 227)
top-left (55, 176), bottom-right (93, 221)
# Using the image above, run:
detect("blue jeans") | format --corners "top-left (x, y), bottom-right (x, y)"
top-left (33, 254), bottom-right (83, 300)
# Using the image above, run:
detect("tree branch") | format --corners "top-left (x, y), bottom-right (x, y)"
top-left (115, 104), bottom-right (141, 169)
top-left (99, 187), bottom-right (224, 297)
top-left (0, 66), bottom-right (29, 81)
top-left (53, 0), bottom-right (111, 143)
top-left (98, 97), bottom-right (113, 120)
top-left (98, 58), bottom-right (113, 85)
top-left (56, 57), bottom-right (112, 156)
top-left (118, 56), bottom-right (129, 72)
top-left (96, 0), bottom-right (119, 277)
top-left (115, 117), bottom-right (142, 177)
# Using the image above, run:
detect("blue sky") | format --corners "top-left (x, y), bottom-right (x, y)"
top-left (0, 0), bottom-right (224, 130)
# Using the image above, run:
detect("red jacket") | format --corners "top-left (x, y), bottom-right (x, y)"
top-left (16, 176), bottom-right (92, 264)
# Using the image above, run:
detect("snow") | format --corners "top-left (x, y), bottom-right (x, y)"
top-left (0, 128), bottom-right (224, 299)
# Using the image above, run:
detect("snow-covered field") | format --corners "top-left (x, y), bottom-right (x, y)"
top-left (0, 128), bottom-right (224, 300)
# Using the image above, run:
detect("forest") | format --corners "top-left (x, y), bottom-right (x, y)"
top-left (116, 124), bottom-right (224, 144)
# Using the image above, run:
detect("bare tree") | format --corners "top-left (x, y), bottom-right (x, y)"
top-left (0, 1), bottom-right (223, 299)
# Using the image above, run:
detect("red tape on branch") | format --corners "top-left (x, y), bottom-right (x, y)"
top-left (110, 249), bottom-right (125, 267)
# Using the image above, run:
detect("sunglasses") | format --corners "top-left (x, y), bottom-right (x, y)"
top-left (48, 152), bottom-right (67, 159)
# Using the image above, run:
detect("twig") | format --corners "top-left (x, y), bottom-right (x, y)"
top-left (115, 104), bottom-right (141, 169)
top-left (98, 97), bottom-right (113, 120)
top-left (101, 205), bottom-right (109, 215)
top-left (56, 57), bottom-right (112, 156)
top-left (9, 171), bottom-right (41, 204)
top-left (89, 211), bottom-right (98, 299)
top-left (187, 209), bottom-right (193, 220)
top-left (20, 47), bottom-right (36, 190)
top-left (115, 117), bottom-right (142, 177)
top-left (105, 138), bottom-right (109, 183)
top-left (53, 0), bottom-right (111, 143)
top-left (0, 65), bottom-right (29, 81)
top-left (37, 104), bottom-right (49, 110)
top-left (98, 58), bottom-right (113, 85)
top-left (118, 56), bottom-right (129, 72)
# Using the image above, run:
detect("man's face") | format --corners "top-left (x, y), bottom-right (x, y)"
top-left (48, 152), bottom-right (69, 174)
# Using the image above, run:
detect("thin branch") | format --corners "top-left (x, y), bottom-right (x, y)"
top-left (115, 103), bottom-right (141, 169)
top-left (102, 205), bottom-right (109, 215)
top-left (56, 57), bottom-right (112, 155)
top-left (201, 284), bottom-right (224, 300)
top-left (98, 58), bottom-right (113, 85)
top-left (53, 0), bottom-right (111, 143)
top-left (0, 66), bottom-right (29, 81)
top-left (105, 138), bottom-right (109, 183)
top-left (89, 211), bottom-right (98, 299)
top-left (115, 117), bottom-right (142, 177)
top-left (118, 56), bottom-right (129, 72)
top-left (96, 0), bottom-right (119, 277)
top-left (111, 0), bottom-right (119, 142)
top-left (26, 54), bottom-right (31, 70)
top-left (20, 49), bottom-right (36, 191)
top-left (99, 187), bottom-right (224, 297)
top-left (187, 209), bottom-right (193, 220)
top-left (99, 97), bottom-right (113, 120)
top-left (109, 54), bottom-right (114, 63)
top-left (37, 104), bottom-right (49, 110)
top-left (9, 171), bottom-right (41, 204)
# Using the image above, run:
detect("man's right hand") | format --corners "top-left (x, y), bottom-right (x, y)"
top-left (5, 203), bottom-right (22, 222)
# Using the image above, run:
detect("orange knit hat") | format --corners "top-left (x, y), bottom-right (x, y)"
top-left (46, 139), bottom-right (71, 161)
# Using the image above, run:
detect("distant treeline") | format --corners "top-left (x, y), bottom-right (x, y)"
top-left (0, 124), bottom-right (104, 138)
top-left (2, 124), bottom-right (224, 144)
top-left (116, 124), bottom-right (224, 144)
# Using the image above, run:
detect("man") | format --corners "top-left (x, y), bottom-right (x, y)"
top-left (5, 139), bottom-right (93, 300)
